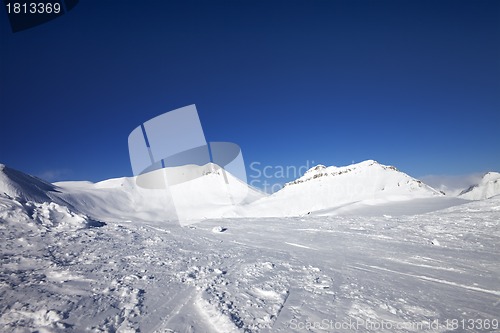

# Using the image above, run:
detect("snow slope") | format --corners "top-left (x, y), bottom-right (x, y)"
top-left (1, 189), bottom-right (499, 332)
top-left (244, 160), bottom-right (444, 217)
top-left (0, 163), bottom-right (61, 203)
top-left (54, 163), bottom-right (266, 224)
top-left (459, 172), bottom-right (500, 200)
top-left (1, 162), bottom-right (499, 332)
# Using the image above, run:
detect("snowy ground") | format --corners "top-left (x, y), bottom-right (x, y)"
top-left (1, 195), bottom-right (499, 332)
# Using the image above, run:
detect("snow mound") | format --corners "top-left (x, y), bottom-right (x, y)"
top-left (0, 195), bottom-right (101, 231)
top-left (212, 226), bottom-right (227, 233)
top-left (29, 201), bottom-right (97, 230)
top-left (459, 172), bottom-right (500, 200)
top-left (245, 160), bottom-right (443, 217)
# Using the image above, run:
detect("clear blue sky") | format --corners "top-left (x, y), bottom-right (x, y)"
top-left (1, 0), bottom-right (499, 188)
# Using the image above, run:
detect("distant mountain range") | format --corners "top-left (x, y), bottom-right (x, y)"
top-left (1, 161), bottom-right (498, 223)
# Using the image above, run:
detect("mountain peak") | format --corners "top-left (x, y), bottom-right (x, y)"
top-left (459, 171), bottom-right (500, 200)
top-left (305, 164), bottom-right (327, 174)
top-left (482, 171), bottom-right (500, 183)
top-left (359, 159), bottom-right (378, 166)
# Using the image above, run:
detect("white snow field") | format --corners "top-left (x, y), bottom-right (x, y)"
top-left (1, 162), bottom-right (499, 332)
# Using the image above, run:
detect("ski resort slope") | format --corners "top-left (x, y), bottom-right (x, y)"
top-left (1, 193), bottom-right (499, 332)
top-left (1, 162), bottom-right (499, 332)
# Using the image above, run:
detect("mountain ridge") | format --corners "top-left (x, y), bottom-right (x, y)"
top-left (0, 160), bottom-right (495, 221)
top-left (244, 160), bottom-right (444, 217)
top-left (0, 163), bottom-right (61, 203)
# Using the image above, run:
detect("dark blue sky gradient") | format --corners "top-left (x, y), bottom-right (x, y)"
top-left (1, 0), bottom-right (499, 185)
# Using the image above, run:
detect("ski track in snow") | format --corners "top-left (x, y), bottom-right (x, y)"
top-left (284, 242), bottom-right (317, 250)
top-left (360, 264), bottom-right (500, 297)
top-left (1, 195), bottom-right (500, 332)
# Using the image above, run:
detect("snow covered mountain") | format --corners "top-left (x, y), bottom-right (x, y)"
top-left (55, 163), bottom-right (266, 224)
top-left (0, 163), bottom-right (61, 203)
top-left (0, 163), bottom-right (266, 224)
top-left (244, 160), bottom-right (444, 217)
top-left (459, 172), bottom-right (500, 200)
top-left (2, 160), bottom-right (496, 222)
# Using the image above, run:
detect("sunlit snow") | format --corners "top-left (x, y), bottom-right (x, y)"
top-left (0, 162), bottom-right (499, 332)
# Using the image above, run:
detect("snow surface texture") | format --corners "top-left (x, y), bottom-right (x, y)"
top-left (1, 161), bottom-right (499, 332)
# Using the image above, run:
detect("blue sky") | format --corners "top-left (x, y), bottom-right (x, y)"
top-left (1, 0), bottom-right (499, 189)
